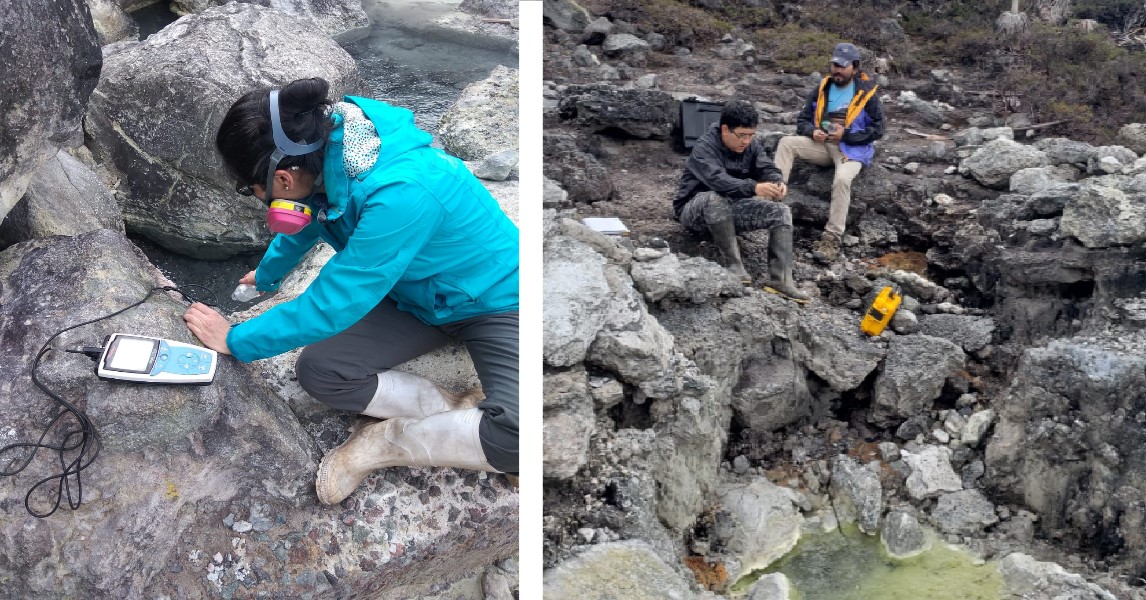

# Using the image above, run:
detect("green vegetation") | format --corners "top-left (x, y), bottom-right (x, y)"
top-left (585, 0), bottom-right (1144, 144)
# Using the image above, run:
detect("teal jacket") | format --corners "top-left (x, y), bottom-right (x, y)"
top-left (226, 96), bottom-right (520, 362)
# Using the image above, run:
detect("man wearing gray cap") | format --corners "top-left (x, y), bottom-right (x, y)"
top-left (774, 42), bottom-right (884, 263)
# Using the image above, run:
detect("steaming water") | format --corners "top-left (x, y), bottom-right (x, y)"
top-left (738, 527), bottom-right (1006, 600)
top-left (126, 0), bottom-right (516, 313)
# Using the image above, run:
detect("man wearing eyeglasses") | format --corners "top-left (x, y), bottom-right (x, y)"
top-left (674, 100), bottom-right (808, 300)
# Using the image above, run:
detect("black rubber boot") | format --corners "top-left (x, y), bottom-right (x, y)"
top-left (767, 225), bottom-right (810, 301)
top-left (708, 217), bottom-right (751, 284)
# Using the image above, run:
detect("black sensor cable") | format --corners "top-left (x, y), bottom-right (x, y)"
top-left (0, 285), bottom-right (218, 518)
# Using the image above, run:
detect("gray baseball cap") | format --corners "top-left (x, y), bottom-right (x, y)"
top-left (831, 42), bottom-right (861, 66)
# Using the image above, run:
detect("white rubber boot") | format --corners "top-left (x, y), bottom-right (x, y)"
top-left (361, 371), bottom-right (483, 419)
top-left (315, 407), bottom-right (498, 505)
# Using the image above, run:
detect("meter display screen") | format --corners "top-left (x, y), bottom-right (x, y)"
top-left (105, 336), bottom-right (158, 373)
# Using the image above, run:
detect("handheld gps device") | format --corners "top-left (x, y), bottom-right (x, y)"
top-left (96, 333), bottom-right (217, 385)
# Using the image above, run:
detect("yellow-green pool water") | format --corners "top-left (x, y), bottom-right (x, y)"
top-left (738, 527), bottom-right (1006, 600)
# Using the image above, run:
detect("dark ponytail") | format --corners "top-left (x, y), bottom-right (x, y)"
top-left (216, 77), bottom-right (334, 186)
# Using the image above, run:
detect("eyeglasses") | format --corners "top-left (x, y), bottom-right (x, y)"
top-left (729, 130), bottom-right (755, 142)
top-left (235, 183), bottom-right (255, 197)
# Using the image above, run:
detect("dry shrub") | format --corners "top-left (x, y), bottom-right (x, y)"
top-left (581, 0), bottom-right (731, 47)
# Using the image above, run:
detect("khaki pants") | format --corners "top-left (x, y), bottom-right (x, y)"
top-left (774, 136), bottom-right (864, 236)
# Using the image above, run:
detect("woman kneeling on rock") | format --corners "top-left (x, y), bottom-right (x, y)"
top-left (182, 77), bottom-right (519, 504)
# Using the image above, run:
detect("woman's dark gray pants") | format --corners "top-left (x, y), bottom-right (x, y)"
top-left (295, 298), bottom-right (519, 474)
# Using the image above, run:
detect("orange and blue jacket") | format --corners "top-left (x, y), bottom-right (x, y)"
top-left (796, 72), bottom-right (884, 165)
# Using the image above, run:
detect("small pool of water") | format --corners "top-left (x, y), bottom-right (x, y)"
top-left (345, 0), bottom-right (518, 133)
top-left (741, 528), bottom-right (1006, 600)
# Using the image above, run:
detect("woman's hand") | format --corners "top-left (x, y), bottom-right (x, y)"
top-left (239, 270), bottom-right (257, 286)
top-left (183, 303), bottom-right (232, 355)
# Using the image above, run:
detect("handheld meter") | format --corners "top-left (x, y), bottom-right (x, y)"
top-left (96, 333), bottom-right (217, 385)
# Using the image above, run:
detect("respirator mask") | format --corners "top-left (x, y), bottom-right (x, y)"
top-left (237, 89), bottom-right (327, 235)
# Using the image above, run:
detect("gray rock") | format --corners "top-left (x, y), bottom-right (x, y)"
top-left (896, 415), bottom-right (929, 440)
top-left (857, 212), bottom-right (898, 246)
top-left (601, 33), bottom-right (650, 64)
top-left (1090, 144), bottom-right (1138, 167)
top-left (543, 131), bottom-right (614, 204)
top-left (0, 150), bottom-right (124, 248)
top-left (731, 354), bottom-right (816, 432)
top-left (588, 375), bottom-right (625, 409)
top-left (872, 335), bottom-right (966, 427)
top-left (1117, 123), bottom-right (1146, 155)
top-left (932, 489), bottom-right (999, 534)
top-left (918, 314), bottom-right (994, 352)
top-left (985, 337), bottom-right (1146, 576)
top-left (830, 456), bottom-right (882, 534)
top-left (542, 541), bottom-right (699, 599)
top-left (543, 176), bottom-right (570, 208)
top-left (748, 573), bottom-right (792, 600)
top-left (959, 138), bottom-right (1050, 189)
top-left (961, 459), bottom-right (985, 489)
top-left (644, 32), bottom-right (667, 52)
top-left (713, 478), bottom-right (804, 583)
top-left (85, 3), bottom-right (361, 259)
top-left (629, 254), bottom-right (744, 304)
top-left (0, 230), bottom-right (518, 597)
top-left (961, 409), bottom-right (995, 447)
top-left (953, 126), bottom-right (1013, 147)
top-left (581, 16), bottom-right (612, 45)
top-left (587, 276), bottom-right (678, 399)
top-left (1025, 182), bottom-right (1079, 217)
top-left (571, 44), bottom-right (599, 67)
top-left (473, 149), bottom-right (519, 181)
top-left (1088, 155), bottom-right (1126, 175)
top-left (881, 510), bottom-right (931, 559)
top-left (1033, 137), bottom-right (1096, 166)
top-left (169, 0), bottom-right (369, 37)
top-left (458, 0), bottom-right (518, 19)
top-left (1009, 165), bottom-right (1078, 195)
top-left (896, 91), bottom-right (949, 128)
top-left (999, 553), bottom-right (1117, 600)
top-left (792, 316), bottom-right (887, 393)
top-left (543, 237), bottom-right (611, 367)
top-left (87, 0), bottom-right (138, 44)
top-left (542, 0), bottom-right (591, 33)
top-left (1060, 183), bottom-right (1146, 248)
top-left (634, 73), bottom-right (658, 89)
top-left (890, 308), bottom-right (920, 335)
top-left (558, 84), bottom-right (678, 139)
top-left (481, 561), bottom-right (516, 600)
top-left (440, 65), bottom-right (519, 161)
top-left (878, 442), bottom-right (901, 462)
top-left (0, 0), bottom-right (100, 224)
top-left (902, 445), bottom-right (963, 500)
top-left (543, 369), bottom-right (594, 480)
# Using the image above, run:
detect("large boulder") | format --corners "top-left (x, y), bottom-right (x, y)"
top-left (543, 131), bottom-right (614, 204)
top-left (0, 150), bottom-right (123, 249)
top-left (543, 237), bottom-right (612, 367)
top-left (985, 336), bottom-right (1146, 576)
top-left (84, 3), bottom-right (362, 260)
top-left (830, 455), bottom-right (882, 534)
top-left (1116, 123), bottom-right (1146, 155)
top-left (998, 553), bottom-right (1117, 600)
top-left (1059, 183), bottom-right (1146, 248)
top-left (439, 65), bottom-right (519, 161)
top-left (168, 0), bottom-right (370, 37)
top-left (558, 84), bottom-right (678, 139)
top-left (713, 478), bottom-right (804, 585)
top-left (0, 0), bottom-right (101, 223)
top-left (543, 369), bottom-right (595, 479)
top-left (871, 335), bottom-right (966, 427)
top-left (543, 541), bottom-right (702, 599)
top-left (0, 229), bottom-right (515, 597)
top-left (542, 0), bottom-right (591, 33)
top-left (1033, 137), bottom-right (1095, 166)
top-left (959, 139), bottom-right (1049, 189)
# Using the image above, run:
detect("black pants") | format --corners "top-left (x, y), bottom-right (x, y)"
top-left (678, 190), bottom-right (793, 233)
top-left (295, 298), bottom-right (519, 473)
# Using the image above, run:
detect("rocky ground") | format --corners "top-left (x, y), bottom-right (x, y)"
top-left (542, 3), bottom-right (1146, 599)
